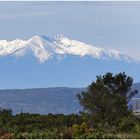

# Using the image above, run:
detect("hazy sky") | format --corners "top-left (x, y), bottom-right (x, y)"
top-left (0, 1), bottom-right (140, 60)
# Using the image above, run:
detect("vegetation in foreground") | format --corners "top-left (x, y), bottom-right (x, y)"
top-left (0, 72), bottom-right (140, 139)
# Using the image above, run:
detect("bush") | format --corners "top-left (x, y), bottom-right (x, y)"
top-left (118, 115), bottom-right (136, 132)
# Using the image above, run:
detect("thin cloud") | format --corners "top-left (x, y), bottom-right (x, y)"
top-left (0, 11), bottom-right (57, 19)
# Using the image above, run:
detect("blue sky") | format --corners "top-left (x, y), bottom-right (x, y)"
top-left (0, 1), bottom-right (140, 60)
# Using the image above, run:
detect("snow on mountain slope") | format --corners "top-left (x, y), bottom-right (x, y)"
top-left (54, 34), bottom-right (134, 62)
top-left (0, 34), bottom-right (137, 63)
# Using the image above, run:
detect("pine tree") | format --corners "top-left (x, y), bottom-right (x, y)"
top-left (77, 72), bottom-right (138, 127)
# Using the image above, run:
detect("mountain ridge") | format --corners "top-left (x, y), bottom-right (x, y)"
top-left (0, 83), bottom-right (139, 114)
top-left (0, 34), bottom-right (140, 89)
top-left (0, 34), bottom-right (137, 63)
top-left (0, 87), bottom-right (85, 114)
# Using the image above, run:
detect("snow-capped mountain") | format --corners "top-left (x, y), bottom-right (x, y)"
top-left (0, 34), bottom-right (140, 89)
top-left (0, 34), bottom-right (137, 63)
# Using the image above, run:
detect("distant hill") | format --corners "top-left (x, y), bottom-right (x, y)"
top-left (0, 84), bottom-right (140, 115)
top-left (0, 87), bottom-right (84, 114)
top-left (132, 83), bottom-right (140, 98)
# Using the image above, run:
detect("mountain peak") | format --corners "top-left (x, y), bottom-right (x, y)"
top-left (54, 33), bottom-right (64, 41)
top-left (29, 35), bottom-right (42, 41)
top-left (0, 34), bottom-right (138, 63)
